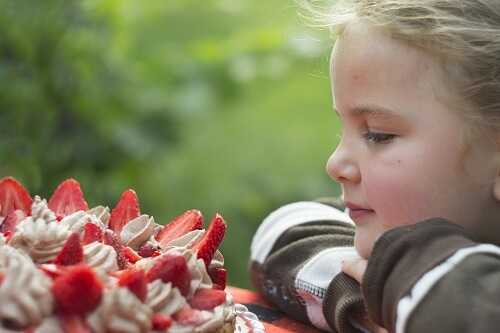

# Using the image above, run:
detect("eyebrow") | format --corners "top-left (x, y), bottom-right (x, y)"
top-left (334, 104), bottom-right (403, 120)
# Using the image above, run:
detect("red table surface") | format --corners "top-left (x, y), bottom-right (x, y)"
top-left (228, 286), bottom-right (322, 333)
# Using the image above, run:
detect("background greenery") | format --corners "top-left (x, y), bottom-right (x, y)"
top-left (0, 0), bottom-right (341, 288)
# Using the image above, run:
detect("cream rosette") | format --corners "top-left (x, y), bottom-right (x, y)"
top-left (83, 241), bottom-right (119, 273)
top-left (146, 279), bottom-right (187, 315)
top-left (8, 197), bottom-right (70, 263)
top-left (162, 229), bottom-right (225, 270)
top-left (59, 210), bottom-right (105, 236)
top-left (30, 196), bottom-right (57, 223)
top-left (192, 292), bottom-right (236, 333)
top-left (88, 287), bottom-right (152, 333)
top-left (120, 214), bottom-right (157, 250)
top-left (87, 205), bottom-right (111, 227)
top-left (0, 246), bottom-right (53, 329)
top-left (162, 247), bottom-right (213, 298)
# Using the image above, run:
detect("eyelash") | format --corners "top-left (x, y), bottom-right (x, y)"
top-left (363, 130), bottom-right (396, 144)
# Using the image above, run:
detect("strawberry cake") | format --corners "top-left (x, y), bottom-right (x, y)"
top-left (0, 177), bottom-right (258, 333)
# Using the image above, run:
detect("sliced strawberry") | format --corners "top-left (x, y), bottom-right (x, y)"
top-left (109, 269), bottom-right (127, 280)
top-left (0, 177), bottom-right (32, 217)
top-left (54, 233), bottom-right (83, 266)
top-left (152, 314), bottom-right (173, 331)
top-left (138, 243), bottom-right (160, 258)
top-left (155, 209), bottom-right (203, 246)
top-left (208, 267), bottom-right (227, 290)
top-left (189, 288), bottom-right (226, 310)
top-left (146, 254), bottom-right (191, 296)
top-left (122, 246), bottom-right (141, 264)
top-left (59, 314), bottom-right (91, 333)
top-left (48, 179), bottom-right (88, 219)
top-left (109, 189), bottom-right (140, 234)
top-left (193, 214), bottom-right (226, 267)
top-left (40, 264), bottom-right (66, 280)
top-left (103, 229), bottom-right (128, 270)
top-left (0, 209), bottom-right (26, 235)
top-left (173, 305), bottom-right (207, 326)
top-left (82, 223), bottom-right (102, 245)
top-left (52, 265), bottom-right (103, 315)
top-left (118, 269), bottom-right (148, 302)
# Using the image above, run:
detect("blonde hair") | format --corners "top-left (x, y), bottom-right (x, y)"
top-left (300, 0), bottom-right (500, 135)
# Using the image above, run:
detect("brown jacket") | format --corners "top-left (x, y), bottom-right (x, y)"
top-left (250, 201), bottom-right (500, 333)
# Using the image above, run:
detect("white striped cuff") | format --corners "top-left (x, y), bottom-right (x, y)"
top-left (396, 243), bottom-right (500, 333)
top-left (250, 201), bottom-right (353, 264)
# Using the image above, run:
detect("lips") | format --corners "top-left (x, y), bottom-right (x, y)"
top-left (344, 202), bottom-right (374, 222)
top-left (347, 208), bottom-right (374, 221)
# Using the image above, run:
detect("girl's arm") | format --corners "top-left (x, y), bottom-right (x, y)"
top-left (359, 218), bottom-right (500, 333)
top-left (249, 201), bottom-right (369, 333)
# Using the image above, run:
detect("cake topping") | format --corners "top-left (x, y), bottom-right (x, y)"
top-left (193, 214), bottom-right (227, 267)
top-left (146, 253), bottom-right (192, 297)
top-left (0, 177), bottom-right (236, 333)
top-left (118, 269), bottom-right (148, 302)
top-left (190, 288), bottom-right (226, 310)
top-left (0, 246), bottom-right (53, 329)
top-left (59, 210), bottom-right (95, 236)
top-left (54, 232), bottom-right (84, 266)
top-left (109, 189), bottom-right (140, 234)
top-left (82, 222), bottom-right (103, 245)
top-left (88, 287), bottom-right (153, 333)
top-left (0, 209), bottom-right (27, 237)
top-left (31, 196), bottom-right (57, 224)
top-left (120, 214), bottom-right (156, 250)
top-left (155, 209), bottom-right (204, 247)
top-left (48, 178), bottom-right (89, 219)
top-left (83, 241), bottom-right (119, 273)
top-left (87, 205), bottom-right (111, 226)
top-left (0, 177), bottom-right (33, 217)
top-left (52, 265), bottom-right (103, 315)
top-left (9, 208), bottom-right (71, 263)
top-left (146, 279), bottom-right (187, 315)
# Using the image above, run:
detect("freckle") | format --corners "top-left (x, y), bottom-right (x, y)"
top-left (352, 74), bottom-right (363, 82)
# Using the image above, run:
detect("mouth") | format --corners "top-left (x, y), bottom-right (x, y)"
top-left (346, 208), bottom-right (375, 221)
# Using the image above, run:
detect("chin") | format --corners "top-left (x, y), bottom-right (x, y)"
top-left (354, 230), bottom-right (376, 259)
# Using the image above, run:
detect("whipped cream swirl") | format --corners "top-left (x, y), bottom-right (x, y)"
top-left (8, 199), bottom-right (70, 263)
top-left (31, 196), bottom-right (57, 224)
top-left (146, 280), bottom-right (186, 315)
top-left (161, 229), bottom-right (204, 249)
top-left (87, 206), bottom-right (111, 227)
top-left (88, 287), bottom-right (152, 333)
top-left (181, 292), bottom-right (236, 333)
top-left (0, 246), bottom-right (53, 329)
top-left (83, 242), bottom-right (119, 273)
top-left (120, 215), bottom-right (156, 250)
top-left (59, 211), bottom-right (94, 235)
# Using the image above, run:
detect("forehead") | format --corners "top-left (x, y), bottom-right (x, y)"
top-left (330, 21), bottom-right (446, 115)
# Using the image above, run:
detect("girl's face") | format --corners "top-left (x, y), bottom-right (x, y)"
top-left (327, 21), bottom-right (500, 258)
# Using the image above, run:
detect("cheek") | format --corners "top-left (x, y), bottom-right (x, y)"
top-left (363, 160), bottom-right (433, 228)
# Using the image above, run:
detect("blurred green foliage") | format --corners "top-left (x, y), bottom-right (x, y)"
top-left (0, 0), bottom-right (341, 288)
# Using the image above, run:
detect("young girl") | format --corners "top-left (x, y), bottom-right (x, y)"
top-left (250, 1), bottom-right (500, 332)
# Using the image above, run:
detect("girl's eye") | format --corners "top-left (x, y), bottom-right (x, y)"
top-left (363, 131), bottom-right (396, 144)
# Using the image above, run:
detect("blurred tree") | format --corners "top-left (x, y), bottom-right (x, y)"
top-left (0, 0), bottom-right (341, 288)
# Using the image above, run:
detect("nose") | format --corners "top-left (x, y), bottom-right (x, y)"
top-left (326, 138), bottom-right (361, 184)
